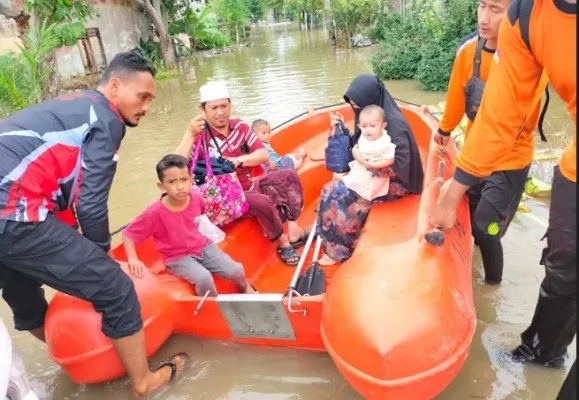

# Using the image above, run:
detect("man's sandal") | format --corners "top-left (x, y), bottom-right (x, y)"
top-left (276, 246), bottom-right (300, 266)
top-left (152, 352), bottom-right (190, 383)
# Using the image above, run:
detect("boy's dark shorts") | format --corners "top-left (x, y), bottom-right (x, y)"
top-left (0, 214), bottom-right (142, 339)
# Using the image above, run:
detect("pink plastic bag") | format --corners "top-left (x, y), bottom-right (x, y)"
top-left (191, 136), bottom-right (249, 226)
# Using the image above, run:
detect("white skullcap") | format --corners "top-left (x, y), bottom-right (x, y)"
top-left (199, 80), bottom-right (230, 103)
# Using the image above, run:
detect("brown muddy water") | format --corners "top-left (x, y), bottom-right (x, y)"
top-left (1, 24), bottom-right (575, 400)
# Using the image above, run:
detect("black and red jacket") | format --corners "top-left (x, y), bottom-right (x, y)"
top-left (0, 90), bottom-right (126, 252)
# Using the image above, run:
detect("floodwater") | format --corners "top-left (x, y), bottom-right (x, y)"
top-left (1, 24), bottom-right (575, 400)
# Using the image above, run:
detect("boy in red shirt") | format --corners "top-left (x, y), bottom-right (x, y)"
top-left (122, 154), bottom-right (256, 296)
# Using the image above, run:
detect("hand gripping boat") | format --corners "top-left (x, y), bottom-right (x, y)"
top-left (44, 101), bottom-right (475, 399)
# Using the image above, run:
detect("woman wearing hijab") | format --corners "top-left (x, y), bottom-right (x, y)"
top-left (317, 74), bottom-right (424, 265)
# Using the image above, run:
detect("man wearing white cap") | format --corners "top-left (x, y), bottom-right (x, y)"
top-left (176, 80), bottom-right (309, 265)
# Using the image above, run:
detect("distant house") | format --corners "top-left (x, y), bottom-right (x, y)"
top-left (56, 0), bottom-right (152, 78)
top-left (0, 0), bottom-right (152, 78)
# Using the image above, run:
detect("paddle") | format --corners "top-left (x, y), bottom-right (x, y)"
top-left (425, 148), bottom-right (447, 247)
top-left (295, 233), bottom-right (326, 296)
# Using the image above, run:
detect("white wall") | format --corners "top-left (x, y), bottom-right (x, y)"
top-left (86, 3), bottom-right (151, 65)
top-left (55, 3), bottom-right (152, 78)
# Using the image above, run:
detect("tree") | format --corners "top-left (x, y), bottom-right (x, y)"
top-left (24, 0), bottom-right (94, 98)
top-left (329, 0), bottom-right (380, 46)
top-left (0, 21), bottom-right (60, 116)
top-left (265, 0), bottom-right (285, 21)
top-left (135, 0), bottom-right (176, 69)
top-left (214, 0), bottom-right (249, 44)
top-left (25, 0), bottom-right (93, 46)
top-left (284, 0), bottom-right (324, 29)
top-left (246, 0), bottom-right (265, 22)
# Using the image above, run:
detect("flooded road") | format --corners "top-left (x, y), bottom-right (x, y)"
top-left (1, 24), bottom-right (575, 400)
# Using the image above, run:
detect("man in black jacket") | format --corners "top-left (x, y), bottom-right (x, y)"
top-left (0, 51), bottom-right (187, 398)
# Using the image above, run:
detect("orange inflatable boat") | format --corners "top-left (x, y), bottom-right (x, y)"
top-left (44, 101), bottom-right (475, 399)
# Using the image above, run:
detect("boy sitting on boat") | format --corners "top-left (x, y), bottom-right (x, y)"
top-left (122, 154), bottom-right (257, 297)
top-left (339, 105), bottom-right (397, 201)
top-left (251, 119), bottom-right (307, 172)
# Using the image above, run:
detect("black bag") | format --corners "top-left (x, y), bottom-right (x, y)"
top-left (194, 127), bottom-right (236, 185)
top-left (464, 39), bottom-right (486, 121)
top-left (325, 120), bottom-right (354, 173)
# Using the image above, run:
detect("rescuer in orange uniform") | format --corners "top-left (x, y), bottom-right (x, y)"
top-left (430, 0), bottom-right (576, 369)
top-left (435, 0), bottom-right (548, 284)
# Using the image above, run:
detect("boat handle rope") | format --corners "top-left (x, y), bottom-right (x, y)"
top-left (286, 222), bottom-right (318, 315)
top-left (424, 147), bottom-right (447, 247)
top-left (109, 100), bottom-right (426, 234)
top-left (272, 98), bottom-right (423, 132)
top-left (111, 224), bottom-right (127, 237)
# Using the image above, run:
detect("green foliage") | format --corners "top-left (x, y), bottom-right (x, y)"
top-left (170, 7), bottom-right (232, 50)
top-left (371, 37), bottom-right (422, 80)
top-left (246, 0), bottom-right (266, 22)
top-left (370, 0), bottom-right (477, 91)
top-left (414, 38), bottom-right (457, 91)
top-left (134, 38), bottom-right (162, 65)
top-left (24, 0), bottom-right (94, 47)
top-left (370, 12), bottom-right (425, 79)
top-left (214, 0), bottom-right (250, 42)
top-left (0, 21), bottom-right (60, 117)
top-left (329, 0), bottom-right (380, 44)
top-left (133, 38), bottom-right (179, 81)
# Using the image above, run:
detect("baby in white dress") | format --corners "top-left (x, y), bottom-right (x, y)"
top-left (342, 105), bottom-right (396, 201)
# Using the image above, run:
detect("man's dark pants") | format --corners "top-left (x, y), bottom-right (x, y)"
top-left (0, 214), bottom-right (142, 339)
top-left (467, 165), bottom-right (530, 283)
top-left (516, 166), bottom-right (576, 365)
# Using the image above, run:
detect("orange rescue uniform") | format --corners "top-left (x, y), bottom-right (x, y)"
top-left (440, 33), bottom-right (549, 174)
top-left (454, 0), bottom-right (576, 185)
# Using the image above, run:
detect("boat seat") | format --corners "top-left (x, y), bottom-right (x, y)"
top-left (155, 269), bottom-right (241, 295)
top-left (112, 238), bottom-right (242, 295)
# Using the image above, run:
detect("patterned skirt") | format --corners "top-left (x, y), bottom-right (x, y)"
top-left (316, 168), bottom-right (409, 262)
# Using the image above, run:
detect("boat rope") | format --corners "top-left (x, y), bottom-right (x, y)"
top-left (424, 147), bottom-right (447, 247)
top-left (110, 100), bottom-right (429, 236)
top-left (272, 98), bottom-right (423, 131)
top-left (111, 224), bottom-right (128, 237)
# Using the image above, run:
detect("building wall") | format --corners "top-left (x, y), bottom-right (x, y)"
top-left (0, 0), bottom-right (23, 18)
top-left (55, 2), bottom-right (151, 78)
top-left (86, 2), bottom-right (150, 65)
top-left (0, 14), bottom-right (21, 55)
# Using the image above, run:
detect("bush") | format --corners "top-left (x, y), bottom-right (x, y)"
top-left (371, 37), bottom-right (422, 80)
top-left (170, 8), bottom-right (232, 51)
top-left (329, 0), bottom-right (381, 46)
top-left (0, 20), bottom-right (60, 117)
top-left (370, 0), bottom-right (477, 92)
top-left (414, 40), bottom-right (457, 91)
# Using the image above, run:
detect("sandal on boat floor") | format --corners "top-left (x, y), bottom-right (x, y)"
top-left (290, 230), bottom-right (311, 249)
top-left (277, 246), bottom-right (300, 266)
top-left (152, 352), bottom-right (189, 384)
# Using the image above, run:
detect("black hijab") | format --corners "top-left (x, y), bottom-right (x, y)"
top-left (343, 74), bottom-right (424, 194)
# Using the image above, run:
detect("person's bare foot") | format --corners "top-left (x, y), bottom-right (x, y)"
top-left (132, 353), bottom-right (188, 399)
top-left (287, 223), bottom-right (306, 244)
top-left (318, 254), bottom-right (338, 266)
